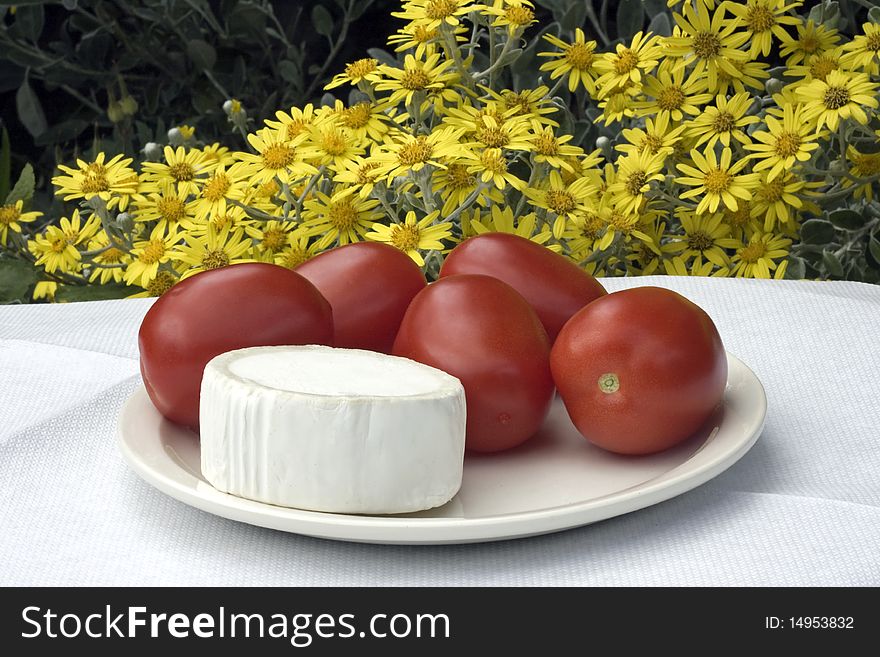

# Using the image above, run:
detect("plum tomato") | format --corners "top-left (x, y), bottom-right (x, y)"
top-left (138, 262), bottom-right (333, 430)
top-left (295, 242), bottom-right (427, 353)
top-left (392, 274), bottom-right (555, 453)
top-left (439, 232), bottom-right (606, 342)
top-left (550, 286), bottom-right (727, 455)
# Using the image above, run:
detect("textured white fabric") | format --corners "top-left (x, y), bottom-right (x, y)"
top-left (1, 277), bottom-right (878, 586)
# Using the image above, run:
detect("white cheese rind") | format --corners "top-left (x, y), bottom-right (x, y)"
top-left (200, 345), bottom-right (466, 514)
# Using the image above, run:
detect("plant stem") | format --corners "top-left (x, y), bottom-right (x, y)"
top-left (585, 1), bottom-right (610, 46)
top-left (304, 0), bottom-right (356, 99)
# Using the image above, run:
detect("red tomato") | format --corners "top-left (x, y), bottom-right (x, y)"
top-left (393, 274), bottom-right (554, 453)
top-left (139, 263), bottom-right (333, 430)
top-left (295, 242), bottom-right (427, 353)
top-left (439, 232), bottom-right (607, 342)
top-left (550, 286), bottom-right (727, 455)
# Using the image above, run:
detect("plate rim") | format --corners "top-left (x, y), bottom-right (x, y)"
top-left (117, 352), bottom-right (766, 544)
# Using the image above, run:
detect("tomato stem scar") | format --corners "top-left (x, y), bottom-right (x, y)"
top-left (598, 373), bottom-right (619, 394)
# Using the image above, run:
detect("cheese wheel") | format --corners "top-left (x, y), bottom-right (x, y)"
top-left (199, 345), bottom-right (466, 514)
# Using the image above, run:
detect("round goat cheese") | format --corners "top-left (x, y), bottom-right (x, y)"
top-left (199, 345), bottom-right (467, 514)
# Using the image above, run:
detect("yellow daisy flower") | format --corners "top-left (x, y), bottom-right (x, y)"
top-left (199, 143), bottom-right (237, 168)
top-left (331, 156), bottom-right (384, 199)
top-left (235, 128), bottom-right (316, 186)
top-left (668, 209), bottom-right (739, 267)
top-left (796, 69), bottom-right (880, 132)
top-left (676, 147), bottom-right (759, 213)
top-left (560, 209), bottom-right (608, 264)
top-left (594, 31), bottom-right (663, 97)
top-left (432, 162), bottom-right (501, 215)
top-left (462, 147), bottom-right (527, 191)
top-left (366, 209), bottom-right (453, 266)
top-left (841, 22), bottom-right (880, 74)
top-left (787, 49), bottom-right (842, 81)
top-left (124, 224), bottom-right (182, 287)
top-left (713, 58), bottom-right (770, 95)
top-left (325, 58), bottom-right (382, 90)
top-left (606, 150), bottom-right (667, 216)
top-left (524, 169), bottom-right (594, 237)
top-left (307, 119), bottom-right (365, 170)
top-left (174, 225), bottom-right (254, 280)
top-left (633, 65), bottom-right (713, 122)
top-left (664, 255), bottom-right (730, 278)
top-left (32, 281), bottom-right (58, 301)
top-left (333, 100), bottom-right (396, 144)
top-left (375, 53), bottom-right (459, 108)
top-left (140, 146), bottom-right (213, 198)
top-left (86, 233), bottom-right (130, 285)
top-left (387, 24), bottom-right (444, 58)
top-left (664, 1), bottom-right (749, 90)
top-left (301, 188), bottom-right (384, 249)
top-left (482, 85), bottom-right (560, 126)
top-left (251, 220), bottom-right (297, 259)
top-left (480, 0), bottom-right (537, 35)
top-left (183, 205), bottom-right (260, 239)
top-left (30, 210), bottom-right (100, 274)
top-left (264, 104), bottom-right (319, 142)
top-left (538, 28), bottom-right (599, 94)
top-left (617, 113), bottom-right (686, 158)
top-left (372, 127), bottom-right (466, 181)
top-left (0, 200), bottom-right (41, 245)
top-left (272, 231), bottom-right (323, 269)
top-left (686, 93), bottom-right (759, 149)
top-left (779, 19), bottom-right (839, 66)
top-left (842, 145), bottom-right (880, 201)
top-left (125, 269), bottom-right (181, 298)
top-left (749, 171), bottom-right (815, 231)
top-left (53, 153), bottom-right (139, 210)
top-left (726, 0), bottom-right (801, 58)
top-left (470, 204), bottom-right (558, 250)
top-left (132, 183), bottom-right (196, 231)
top-left (392, 0), bottom-right (476, 31)
top-left (731, 230), bottom-right (791, 278)
top-left (743, 104), bottom-right (821, 180)
top-left (528, 123), bottom-right (584, 170)
top-left (191, 163), bottom-right (249, 222)
top-left (596, 85), bottom-right (640, 125)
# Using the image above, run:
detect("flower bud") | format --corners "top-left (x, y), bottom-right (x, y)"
top-left (167, 127), bottom-right (184, 146)
top-left (120, 95), bottom-right (138, 116)
top-left (143, 142), bottom-right (163, 160)
top-left (116, 212), bottom-right (134, 232)
top-left (764, 78), bottom-right (785, 96)
top-left (107, 101), bottom-right (124, 123)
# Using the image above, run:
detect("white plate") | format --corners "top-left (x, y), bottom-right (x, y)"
top-left (118, 352), bottom-right (766, 545)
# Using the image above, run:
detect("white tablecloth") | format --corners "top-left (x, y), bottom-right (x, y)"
top-left (1, 276), bottom-right (878, 586)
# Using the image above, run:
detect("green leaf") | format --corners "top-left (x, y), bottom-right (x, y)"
top-left (15, 2), bottom-right (44, 42)
top-left (186, 39), bottom-right (217, 71)
top-left (16, 71), bottom-right (47, 138)
top-left (784, 255), bottom-right (806, 280)
top-left (641, 0), bottom-right (666, 14)
top-left (6, 163), bottom-right (35, 205)
top-left (312, 5), bottom-right (334, 38)
top-left (870, 6), bottom-right (880, 24)
top-left (0, 259), bottom-right (38, 304)
top-left (34, 118), bottom-right (89, 147)
top-left (827, 209), bottom-right (864, 231)
top-left (54, 282), bottom-right (138, 303)
top-left (366, 47), bottom-right (398, 67)
top-left (799, 218), bottom-right (836, 244)
top-left (560, 2), bottom-right (587, 32)
top-left (617, 0), bottom-right (645, 38)
top-left (0, 126), bottom-right (10, 204)
top-left (0, 1), bottom-right (49, 5)
top-left (868, 237), bottom-right (880, 269)
top-left (822, 251), bottom-right (844, 278)
top-left (647, 13), bottom-right (671, 37)
top-left (278, 60), bottom-right (299, 84)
